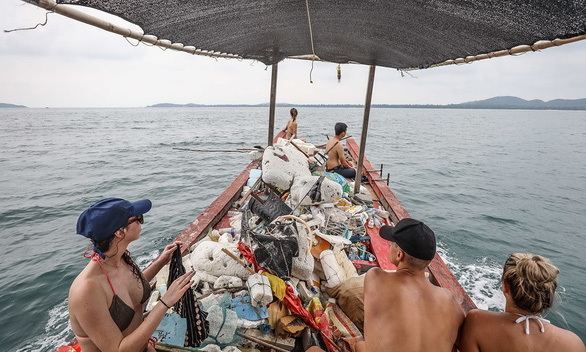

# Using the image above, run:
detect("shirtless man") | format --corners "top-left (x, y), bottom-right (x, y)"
top-left (363, 218), bottom-right (465, 352)
top-left (325, 122), bottom-right (356, 178)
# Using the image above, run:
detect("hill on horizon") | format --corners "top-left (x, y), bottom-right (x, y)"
top-left (0, 103), bottom-right (27, 108)
top-left (147, 96), bottom-right (586, 110)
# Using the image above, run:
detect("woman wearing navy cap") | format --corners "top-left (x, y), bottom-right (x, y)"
top-left (69, 198), bottom-right (195, 352)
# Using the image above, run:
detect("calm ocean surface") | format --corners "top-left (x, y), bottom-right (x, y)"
top-left (0, 107), bottom-right (584, 351)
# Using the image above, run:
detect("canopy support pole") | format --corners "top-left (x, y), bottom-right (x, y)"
top-left (268, 63), bottom-right (278, 146)
top-left (354, 65), bottom-right (376, 194)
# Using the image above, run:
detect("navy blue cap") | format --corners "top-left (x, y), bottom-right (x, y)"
top-left (379, 218), bottom-right (436, 260)
top-left (77, 197), bottom-right (152, 243)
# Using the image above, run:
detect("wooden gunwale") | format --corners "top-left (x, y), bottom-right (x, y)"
top-left (345, 138), bottom-right (477, 313)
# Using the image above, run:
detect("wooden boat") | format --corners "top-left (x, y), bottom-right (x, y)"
top-left (55, 130), bottom-right (475, 352)
top-left (34, 1), bottom-right (582, 351)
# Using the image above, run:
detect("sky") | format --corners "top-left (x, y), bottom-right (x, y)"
top-left (1, 0), bottom-right (585, 108)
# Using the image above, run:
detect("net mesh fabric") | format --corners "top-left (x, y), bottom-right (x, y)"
top-left (55, 0), bottom-right (586, 69)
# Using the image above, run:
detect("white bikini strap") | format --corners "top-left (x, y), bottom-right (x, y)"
top-left (514, 313), bottom-right (550, 335)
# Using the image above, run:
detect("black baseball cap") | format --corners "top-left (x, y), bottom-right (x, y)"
top-left (379, 218), bottom-right (436, 260)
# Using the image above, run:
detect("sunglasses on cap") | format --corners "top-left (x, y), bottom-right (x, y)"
top-left (126, 214), bottom-right (144, 226)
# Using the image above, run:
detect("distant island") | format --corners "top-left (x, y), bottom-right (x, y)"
top-left (148, 96), bottom-right (586, 110)
top-left (0, 103), bottom-right (27, 108)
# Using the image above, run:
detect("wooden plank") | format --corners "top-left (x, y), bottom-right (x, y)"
top-left (365, 225), bottom-right (396, 271)
top-left (173, 159), bottom-right (260, 254)
top-left (345, 138), bottom-right (476, 313)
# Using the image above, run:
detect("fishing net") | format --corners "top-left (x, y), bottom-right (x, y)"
top-left (167, 244), bottom-right (210, 347)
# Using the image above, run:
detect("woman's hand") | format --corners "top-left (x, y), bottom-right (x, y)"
top-left (157, 241), bottom-right (182, 265)
top-left (162, 270), bottom-right (195, 306)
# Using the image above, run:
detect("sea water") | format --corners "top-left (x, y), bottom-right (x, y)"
top-left (0, 107), bottom-right (584, 351)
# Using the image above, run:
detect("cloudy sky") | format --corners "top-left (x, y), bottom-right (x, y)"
top-left (1, 0), bottom-right (585, 108)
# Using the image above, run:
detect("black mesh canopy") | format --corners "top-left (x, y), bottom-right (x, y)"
top-left (55, 0), bottom-right (586, 69)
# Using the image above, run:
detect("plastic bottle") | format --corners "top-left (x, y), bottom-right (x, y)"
top-left (349, 246), bottom-right (359, 260)
top-left (219, 228), bottom-right (240, 235)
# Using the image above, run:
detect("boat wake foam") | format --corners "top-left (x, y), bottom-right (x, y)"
top-left (16, 299), bottom-right (72, 352)
top-left (436, 245), bottom-right (506, 311)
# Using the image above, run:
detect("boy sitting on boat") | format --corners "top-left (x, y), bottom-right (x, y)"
top-left (325, 122), bottom-right (357, 178)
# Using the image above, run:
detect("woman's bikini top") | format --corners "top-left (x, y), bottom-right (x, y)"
top-left (514, 313), bottom-right (550, 335)
top-left (100, 261), bottom-right (151, 332)
top-left (76, 253), bottom-right (151, 338)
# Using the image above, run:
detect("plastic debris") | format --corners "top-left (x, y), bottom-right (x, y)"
top-left (246, 273), bottom-right (273, 307)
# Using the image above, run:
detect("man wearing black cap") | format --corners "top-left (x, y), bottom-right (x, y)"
top-left (362, 218), bottom-right (465, 352)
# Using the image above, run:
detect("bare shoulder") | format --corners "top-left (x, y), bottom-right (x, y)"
top-left (549, 325), bottom-right (586, 351)
top-left (69, 271), bottom-right (106, 309)
top-left (463, 309), bottom-right (495, 324)
top-left (365, 268), bottom-right (388, 291)
top-left (365, 267), bottom-right (390, 282)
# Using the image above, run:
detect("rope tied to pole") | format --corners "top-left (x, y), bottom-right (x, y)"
top-left (4, 4), bottom-right (57, 33)
top-left (305, 0), bottom-right (316, 83)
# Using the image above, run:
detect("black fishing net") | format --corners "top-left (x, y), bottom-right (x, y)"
top-left (167, 244), bottom-right (209, 347)
top-left (54, 0), bottom-right (586, 69)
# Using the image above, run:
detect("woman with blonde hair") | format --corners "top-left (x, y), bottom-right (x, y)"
top-left (459, 253), bottom-right (585, 352)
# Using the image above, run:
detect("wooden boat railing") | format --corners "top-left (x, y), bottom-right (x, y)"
top-left (346, 138), bottom-right (476, 313)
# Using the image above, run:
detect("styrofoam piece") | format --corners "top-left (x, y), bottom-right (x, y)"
top-left (233, 289), bottom-right (249, 298)
top-left (248, 150), bottom-right (263, 160)
top-left (297, 281), bottom-right (317, 304)
top-left (246, 273), bottom-right (273, 307)
top-left (291, 225), bottom-right (314, 281)
top-left (241, 186), bottom-right (251, 198)
top-left (229, 212), bottom-right (243, 230)
top-left (218, 233), bottom-right (235, 244)
top-left (182, 255), bottom-right (194, 272)
top-left (191, 241), bottom-right (252, 279)
top-left (194, 272), bottom-right (219, 285)
top-left (145, 290), bottom-right (161, 312)
top-left (275, 137), bottom-right (317, 156)
top-left (348, 181), bottom-right (369, 195)
top-left (261, 144), bottom-right (311, 190)
top-left (247, 168), bottom-right (263, 187)
top-left (333, 244), bottom-right (359, 280)
top-left (154, 265), bottom-right (169, 289)
top-left (314, 229), bottom-right (352, 246)
top-left (320, 250), bottom-right (343, 288)
top-left (214, 275), bottom-right (244, 290)
top-left (290, 175), bottom-right (343, 206)
top-left (237, 318), bottom-right (267, 329)
top-left (290, 277), bottom-right (300, 288)
top-left (206, 306), bottom-right (238, 344)
top-left (200, 345), bottom-right (222, 352)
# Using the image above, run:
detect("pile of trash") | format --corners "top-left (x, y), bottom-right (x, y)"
top-left (148, 138), bottom-right (394, 352)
